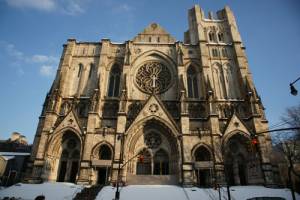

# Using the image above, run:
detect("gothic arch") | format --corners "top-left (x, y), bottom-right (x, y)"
top-left (222, 131), bottom-right (252, 186)
top-left (107, 63), bottom-right (122, 97)
top-left (90, 141), bottom-right (114, 160)
top-left (191, 143), bottom-right (213, 161)
top-left (47, 127), bottom-right (83, 158)
top-left (131, 50), bottom-right (177, 68)
top-left (124, 117), bottom-right (181, 177)
top-left (222, 130), bottom-right (251, 151)
top-left (43, 128), bottom-right (82, 182)
top-left (186, 65), bottom-right (199, 98)
top-left (212, 62), bottom-right (227, 99)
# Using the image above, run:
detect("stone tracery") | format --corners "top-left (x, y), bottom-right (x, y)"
top-left (135, 61), bottom-right (172, 94)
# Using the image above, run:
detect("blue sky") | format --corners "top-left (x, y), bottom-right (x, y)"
top-left (0, 0), bottom-right (299, 143)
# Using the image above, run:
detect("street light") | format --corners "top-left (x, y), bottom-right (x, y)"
top-left (290, 76), bottom-right (300, 96)
top-left (115, 133), bottom-right (124, 200)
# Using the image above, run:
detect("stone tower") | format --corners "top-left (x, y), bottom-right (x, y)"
top-left (27, 5), bottom-right (274, 186)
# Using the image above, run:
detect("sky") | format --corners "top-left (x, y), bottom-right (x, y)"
top-left (0, 0), bottom-right (300, 143)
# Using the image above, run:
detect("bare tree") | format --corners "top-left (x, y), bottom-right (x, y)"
top-left (272, 103), bottom-right (300, 199)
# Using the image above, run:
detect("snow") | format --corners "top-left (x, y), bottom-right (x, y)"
top-left (0, 182), bottom-right (84, 200)
top-left (0, 152), bottom-right (31, 156)
top-left (1, 183), bottom-right (299, 200)
top-left (96, 185), bottom-right (300, 200)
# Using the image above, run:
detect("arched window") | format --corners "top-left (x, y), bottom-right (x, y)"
top-left (212, 64), bottom-right (226, 99)
top-left (218, 32), bottom-right (224, 42)
top-left (154, 149), bottom-right (169, 175)
top-left (89, 63), bottom-right (94, 78)
top-left (107, 65), bottom-right (121, 97)
top-left (195, 146), bottom-right (211, 161)
top-left (223, 64), bottom-right (238, 99)
top-left (78, 63), bottom-right (83, 77)
top-left (99, 144), bottom-right (112, 160)
top-left (187, 66), bottom-right (199, 98)
top-left (208, 32), bottom-right (216, 42)
top-left (149, 37), bottom-right (152, 42)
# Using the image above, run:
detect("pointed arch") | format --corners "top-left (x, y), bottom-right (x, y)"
top-left (47, 127), bottom-right (83, 158)
top-left (191, 143), bottom-right (213, 161)
top-left (194, 146), bottom-right (212, 161)
top-left (107, 64), bottom-right (121, 97)
top-left (217, 32), bottom-right (225, 42)
top-left (208, 31), bottom-right (216, 42)
top-left (78, 63), bottom-right (83, 77)
top-left (212, 63), bottom-right (227, 99)
top-left (187, 65), bottom-right (199, 98)
top-left (223, 63), bottom-right (239, 99)
top-left (91, 141), bottom-right (114, 160)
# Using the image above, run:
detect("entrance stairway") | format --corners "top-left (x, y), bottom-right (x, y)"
top-left (126, 175), bottom-right (177, 185)
top-left (73, 185), bottom-right (103, 200)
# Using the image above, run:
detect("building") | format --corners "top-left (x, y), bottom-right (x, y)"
top-left (0, 133), bottom-right (31, 186)
top-left (27, 5), bottom-right (274, 186)
top-left (0, 132), bottom-right (31, 153)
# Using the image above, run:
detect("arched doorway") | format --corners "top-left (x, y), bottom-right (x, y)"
top-left (97, 144), bottom-right (112, 185)
top-left (125, 119), bottom-right (180, 184)
top-left (57, 131), bottom-right (81, 183)
top-left (224, 133), bottom-right (249, 186)
top-left (194, 146), bottom-right (212, 187)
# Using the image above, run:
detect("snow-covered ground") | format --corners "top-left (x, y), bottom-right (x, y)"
top-left (0, 183), bottom-right (299, 200)
top-left (0, 182), bottom-right (83, 200)
top-left (96, 185), bottom-right (300, 200)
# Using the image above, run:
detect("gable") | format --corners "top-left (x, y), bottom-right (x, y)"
top-left (223, 113), bottom-right (250, 136)
top-left (132, 23), bottom-right (176, 43)
top-left (126, 95), bottom-right (179, 135)
top-left (53, 110), bottom-right (82, 135)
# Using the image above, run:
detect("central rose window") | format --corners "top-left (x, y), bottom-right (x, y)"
top-left (135, 61), bottom-right (172, 94)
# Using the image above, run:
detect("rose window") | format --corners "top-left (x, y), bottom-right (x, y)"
top-left (135, 62), bottom-right (172, 94)
top-left (145, 132), bottom-right (162, 149)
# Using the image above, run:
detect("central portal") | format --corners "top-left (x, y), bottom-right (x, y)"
top-left (125, 119), bottom-right (180, 185)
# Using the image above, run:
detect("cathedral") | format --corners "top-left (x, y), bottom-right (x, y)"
top-left (27, 5), bottom-right (275, 186)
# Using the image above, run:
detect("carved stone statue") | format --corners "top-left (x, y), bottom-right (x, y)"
top-left (119, 89), bottom-right (127, 113)
top-left (124, 43), bottom-right (131, 65)
top-left (180, 90), bottom-right (188, 114)
top-left (91, 89), bottom-right (99, 112)
top-left (176, 45), bottom-right (183, 66)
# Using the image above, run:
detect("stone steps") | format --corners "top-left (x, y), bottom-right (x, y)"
top-left (73, 185), bottom-right (103, 200)
top-left (126, 175), bottom-right (178, 185)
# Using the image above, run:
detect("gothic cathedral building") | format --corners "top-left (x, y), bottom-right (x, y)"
top-left (28, 5), bottom-right (274, 186)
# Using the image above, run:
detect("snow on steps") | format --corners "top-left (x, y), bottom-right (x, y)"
top-left (0, 182), bottom-right (83, 200)
top-left (96, 185), bottom-right (300, 200)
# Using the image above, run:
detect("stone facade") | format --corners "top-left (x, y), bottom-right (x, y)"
top-left (27, 5), bottom-right (274, 186)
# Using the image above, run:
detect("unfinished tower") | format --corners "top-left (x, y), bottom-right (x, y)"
top-left (28, 5), bottom-right (274, 186)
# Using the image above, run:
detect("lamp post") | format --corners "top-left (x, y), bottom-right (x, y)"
top-left (115, 133), bottom-right (124, 200)
top-left (290, 76), bottom-right (300, 96)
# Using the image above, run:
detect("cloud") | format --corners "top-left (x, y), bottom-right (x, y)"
top-left (1, 41), bottom-right (58, 77)
top-left (5, 44), bottom-right (24, 60)
top-left (61, 0), bottom-right (85, 15)
top-left (6, 0), bottom-right (56, 12)
top-left (31, 55), bottom-right (58, 63)
top-left (39, 65), bottom-right (55, 77)
top-left (5, 0), bottom-right (86, 15)
top-left (113, 3), bottom-right (133, 13)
